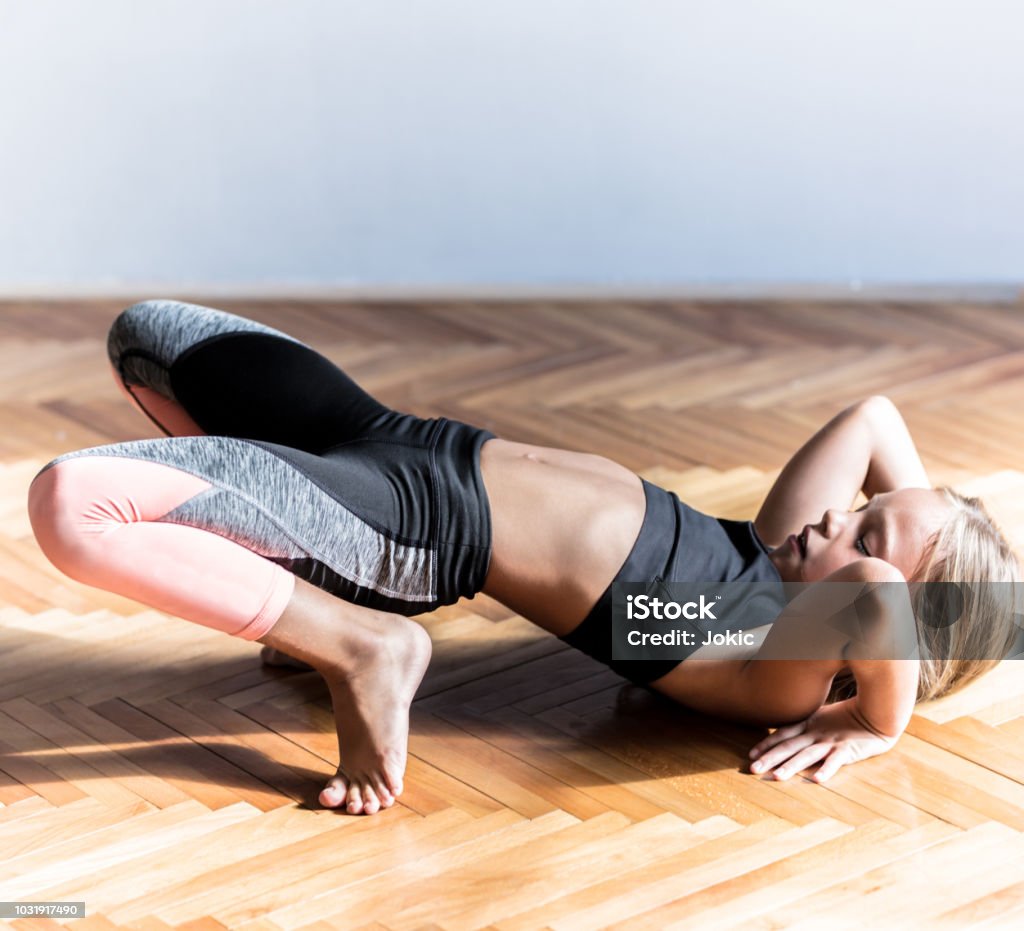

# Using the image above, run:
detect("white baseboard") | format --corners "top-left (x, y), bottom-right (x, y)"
top-left (0, 281), bottom-right (1020, 303)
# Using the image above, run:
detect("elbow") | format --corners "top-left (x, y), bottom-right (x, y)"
top-left (743, 702), bottom-right (824, 730)
top-left (738, 677), bottom-right (833, 728)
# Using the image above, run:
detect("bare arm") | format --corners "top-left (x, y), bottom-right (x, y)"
top-left (652, 557), bottom-right (919, 779)
top-left (754, 395), bottom-right (931, 548)
top-left (750, 559), bottom-right (919, 781)
top-left (748, 659), bottom-right (918, 782)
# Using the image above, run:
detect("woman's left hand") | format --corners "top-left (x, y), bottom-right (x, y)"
top-left (747, 698), bottom-right (900, 783)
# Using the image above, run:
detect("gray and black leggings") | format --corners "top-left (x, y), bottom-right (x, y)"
top-left (27, 301), bottom-right (496, 640)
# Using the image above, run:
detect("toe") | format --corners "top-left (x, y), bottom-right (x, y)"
top-left (383, 764), bottom-right (404, 799)
top-left (319, 772), bottom-right (348, 809)
top-left (361, 783), bottom-right (381, 815)
top-left (346, 782), bottom-right (364, 815)
top-left (374, 777), bottom-right (394, 808)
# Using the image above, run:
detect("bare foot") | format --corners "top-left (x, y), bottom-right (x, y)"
top-left (316, 615), bottom-right (432, 815)
top-left (259, 645), bottom-right (315, 670)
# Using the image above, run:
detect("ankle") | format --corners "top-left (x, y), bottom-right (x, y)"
top-left (317, 610), bottom-right (424, 680)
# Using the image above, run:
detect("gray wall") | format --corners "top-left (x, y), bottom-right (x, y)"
top-left (1, 0), bottom-right (1021, 291)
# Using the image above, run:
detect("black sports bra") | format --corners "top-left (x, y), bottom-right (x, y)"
top-left (560, 478), bottom-right (787, 684)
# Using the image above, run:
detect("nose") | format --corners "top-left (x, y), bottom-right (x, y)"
top-left (823, 508), bottom-right (848, 537)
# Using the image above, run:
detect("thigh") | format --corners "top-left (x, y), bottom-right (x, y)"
top-left (108, 300), bottom-right (393, 452)
top-left (42, 434), bottom-right (444, 615)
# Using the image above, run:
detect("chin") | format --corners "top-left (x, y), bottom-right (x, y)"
top-left (799, 562), bottom-right (831, 583)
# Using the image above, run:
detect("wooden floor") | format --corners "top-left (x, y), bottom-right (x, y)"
top-left (2, 299), bottom-right (1024, 930)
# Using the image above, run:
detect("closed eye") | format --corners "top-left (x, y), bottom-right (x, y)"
top-left (855, 536), bottom-right (871, 556)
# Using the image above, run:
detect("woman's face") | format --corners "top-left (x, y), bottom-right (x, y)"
top-left (769, 487), bottom-right (953, 583)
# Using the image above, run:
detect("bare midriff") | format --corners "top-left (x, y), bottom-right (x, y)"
top-left (478, 437), bottom-right (647, 637)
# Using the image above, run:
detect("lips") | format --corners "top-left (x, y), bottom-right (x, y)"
top-left (797, 526), bottom-right (808, 558)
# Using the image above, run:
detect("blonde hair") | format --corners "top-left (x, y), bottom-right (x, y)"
top-left (829, 486), bottom-right (1022, 704)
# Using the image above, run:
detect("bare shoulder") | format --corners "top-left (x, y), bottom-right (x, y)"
top-left (776, 558), bottom-right (907, 631)
top-left (834, 556), bottom-right (907, 584)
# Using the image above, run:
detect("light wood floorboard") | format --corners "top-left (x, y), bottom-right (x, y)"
top-left (1, 299), bottom-right (1023, 929)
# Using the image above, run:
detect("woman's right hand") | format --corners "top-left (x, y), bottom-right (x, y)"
top-left (747, 697), bottom-right (901, 783)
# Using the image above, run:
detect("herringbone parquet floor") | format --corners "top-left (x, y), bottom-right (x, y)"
top-left (2, 299), bottom-right (1024, 930)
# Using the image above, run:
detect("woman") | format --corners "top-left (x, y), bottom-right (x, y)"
top-left (27, 301), bottom-right (1020, 816)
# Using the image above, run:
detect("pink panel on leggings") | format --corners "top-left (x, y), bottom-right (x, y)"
top-left (108, 359), bottom-right (207, 437)
top-left (28, 456), bottom-right (294, 640)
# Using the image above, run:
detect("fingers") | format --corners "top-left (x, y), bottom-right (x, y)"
top-left (750, 741), bottom-right (854, 783)
top-left (749, 733), bottom-right (816, 775)
top-left (749, 720), bottom-right (809, 761)
top-left (768, 743), bottom-right (832, 781)
top-left (813, 746), bottom-right (852, 783)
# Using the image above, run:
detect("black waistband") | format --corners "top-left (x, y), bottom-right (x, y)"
top-left (432, 418), bottom-right (497, 604)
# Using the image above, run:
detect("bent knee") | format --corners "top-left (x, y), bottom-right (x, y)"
top-left (107, 300), bottom-right (178, 393)
top-left (28, 458), bottom-right (104, 580)
top-left (27, 454), bottom-right (210, 581)
top-left (107, 300), bottom-right (166, 363)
